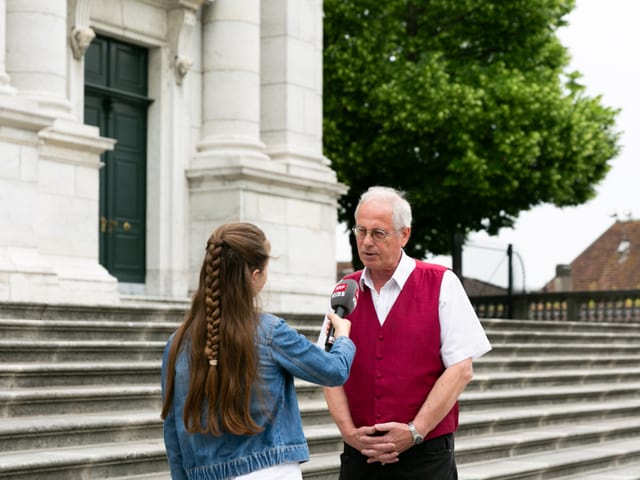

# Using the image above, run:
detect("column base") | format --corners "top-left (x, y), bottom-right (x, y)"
top-left (0, 248), bottom-right (120, 305)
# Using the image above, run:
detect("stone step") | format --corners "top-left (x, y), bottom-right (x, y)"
top-left (0, 318), bottom-right (176, 342)
top-left (487, 330), bottom-right (640, 345)
top-left (106, 474), bottom-right (170, 480)
top-left (474, 354), bottom-right (640, 372)
top-left (3, 394), bottom-right (636, 460)
top-left (458, 437), bottom-right (640, 480)
top-left (293, 317), bottom-right (640, 336)
top-left (0, 385), bottom-right (161, 417)
top-left (1, 306), bottom-right (639, 480)
top-left (5, 338), bottom-right (638, 364)
top-left (480, 318), bottom-right (640, 333)
top-left (553, 460), bottom-right (640, 480)
top-left (301, 323), bottom-right (640, 345)
top-left (0, 362), bottom-right (161, 388)
top-left (0, 412), bottom-right (161, 453)
top-left (0, 440), bottom-right (167, 480)
top-left (0, 302), bottom-right (187, 323)
top-left (460, 382), bottom-right (640, 410)
top-left (300, 399), bottom-right (336, 427)
top-left (0, 340), bottom-right (165, 362)
top-left (0, 412), bottom-right (342, 459)
top-left (456, 415), bottom-right (640, 464)
top-left (303, 424), bottom-right (343, 455)
top-left (467, 366), bottom-right (640, 391)
top-left (489, 342), bottom-right (639, 356)
top-left (0, 364), bottom-right (326, 403)
top-left (459, 398), bottom-right (640, 437)
top-left (301, 451), bottom-right (340, 480)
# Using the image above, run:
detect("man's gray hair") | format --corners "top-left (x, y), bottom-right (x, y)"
top-left (355, 186), bottom-right (412, 230)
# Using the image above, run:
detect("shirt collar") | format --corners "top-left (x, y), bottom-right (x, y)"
top-left (360, 250), bottom-right (416, 290)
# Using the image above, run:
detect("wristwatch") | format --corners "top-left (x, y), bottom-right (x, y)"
top-left (407, 421), bottom-right (424, 445)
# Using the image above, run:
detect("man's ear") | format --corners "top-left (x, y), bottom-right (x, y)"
top-left (400, 227), bottom-right (411, 247)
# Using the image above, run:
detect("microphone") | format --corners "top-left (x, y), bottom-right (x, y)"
top-left (325, 279), bottom-right (359, 351)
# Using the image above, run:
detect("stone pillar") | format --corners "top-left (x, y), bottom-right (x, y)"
top-left (0, 0), bottom-right (119, 305)
top-left (0, 0), bottom-right (14, 93)
top-left (187, 0), bottom-right (346, 314)
top-left (260, 0), bottom-right (332, 178)
top-left (257, 0), bottom-right (346, 313)
top-left (195, 0), bottom-right (267, 165)
top-left (5, 0), bottom-right (72, 117)
top-left (145, 4), bottom-right (201, 299)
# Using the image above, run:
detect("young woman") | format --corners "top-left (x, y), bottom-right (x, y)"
top-left (161, 222), bottom-right (355, 480)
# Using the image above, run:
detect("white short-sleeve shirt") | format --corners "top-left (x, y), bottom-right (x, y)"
top-left (233, 463), bottom-right (301, 480)
top-left (360, 251), bottom-right (492, 367)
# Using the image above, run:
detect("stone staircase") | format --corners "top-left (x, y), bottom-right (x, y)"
top-left (1, 302), bottom-right (639, 479)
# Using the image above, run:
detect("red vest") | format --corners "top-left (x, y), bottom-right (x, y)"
top-left (343, 261), bottom-right (458, 440)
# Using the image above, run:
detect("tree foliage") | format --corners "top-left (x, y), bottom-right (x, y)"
top-left (323, 0), bottom-right (621, 267)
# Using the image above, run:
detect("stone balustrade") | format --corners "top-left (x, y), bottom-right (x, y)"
top-left (470, 289), bottom-right (640, 323)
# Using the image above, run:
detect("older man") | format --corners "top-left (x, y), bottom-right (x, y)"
top-left (324, 186), bottom-right (491, 479)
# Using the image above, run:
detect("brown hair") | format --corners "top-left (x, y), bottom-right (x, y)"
top-left (161, 222), bottom-right (270, 435)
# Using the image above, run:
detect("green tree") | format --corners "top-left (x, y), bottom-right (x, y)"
top-left (324, 0), bottom-right (620, 268)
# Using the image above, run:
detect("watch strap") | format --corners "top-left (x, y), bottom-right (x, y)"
top-left (407, 421), bottom-right (424, 445)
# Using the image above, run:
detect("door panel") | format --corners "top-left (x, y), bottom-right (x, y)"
top-left (85, 36), bottom-right (150, 283)
top-left (108, 100), bottom-right (146, 281)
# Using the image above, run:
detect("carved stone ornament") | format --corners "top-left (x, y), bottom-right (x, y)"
top-left (175, 55), bottom-right (194, 85)
top-left (71, 25), bottom-right (96, 60)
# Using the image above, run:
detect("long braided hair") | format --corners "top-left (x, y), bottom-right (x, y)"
top-left (161, 222), bottom-right (269, 435)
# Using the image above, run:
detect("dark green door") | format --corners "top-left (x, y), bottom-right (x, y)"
top-left (84, 36), bottom-right (152, 283)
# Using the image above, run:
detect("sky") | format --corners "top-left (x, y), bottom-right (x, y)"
top-left (336, 0), bottom-right (640, 291)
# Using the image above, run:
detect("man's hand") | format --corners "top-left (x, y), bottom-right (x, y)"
top-left (361, 422), bottom-right (415, 463)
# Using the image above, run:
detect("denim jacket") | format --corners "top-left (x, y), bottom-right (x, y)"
top-left (162, 312), bottom-right (356, 480)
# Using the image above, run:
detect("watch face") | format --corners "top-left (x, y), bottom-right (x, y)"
top-left (415, 435), bottom-right (424, 444)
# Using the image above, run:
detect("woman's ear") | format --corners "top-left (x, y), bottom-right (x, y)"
top-left (251, 268), bottom-right (267, 293)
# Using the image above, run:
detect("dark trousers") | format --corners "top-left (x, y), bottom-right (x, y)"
top-left (338, 433), bottom-right (458, 480)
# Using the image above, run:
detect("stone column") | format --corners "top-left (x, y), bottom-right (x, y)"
top-left (0, 0), bottom-right (14, 93)
top-left (261, 0), bottom-right (332, 178)
top-left (1, 0), bottom-right (119, 305)
top-left (5, 0), bottom-right (72, 116)
top-left (195, 0), bottom-right (267, 165)
top-left (145, 3), bottom-right (201, 299)
top-left (187, 0), bottom-right (346, 314)
top-left (257, 0), bottom-right (347, 313)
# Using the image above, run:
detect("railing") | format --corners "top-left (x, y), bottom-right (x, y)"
top-left (470, 290), bottom-right (640, 323)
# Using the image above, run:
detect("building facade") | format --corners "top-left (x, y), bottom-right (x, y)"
top-left (544, 219), bottom-right (640, 292)
top-left (0, 0), bottom-right (345, 313)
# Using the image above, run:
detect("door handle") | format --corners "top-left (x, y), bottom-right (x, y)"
top-left (123, 221), bottom-right (131, 232)
top-left (109, 219), bottom-right (118, 232)
top-left (100, 216), bottom-right (107, 233)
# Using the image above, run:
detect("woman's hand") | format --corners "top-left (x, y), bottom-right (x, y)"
top-left (327, 312), bottom-right (351, 339)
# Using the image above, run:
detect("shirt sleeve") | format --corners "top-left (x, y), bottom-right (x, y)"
top-left (439, 270), bottom-right (492, 367)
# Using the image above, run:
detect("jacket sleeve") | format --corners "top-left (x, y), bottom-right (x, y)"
top-left (268, 316), bottom-right (356, 386)
top-left (161, 338), bottom-right (188, 480)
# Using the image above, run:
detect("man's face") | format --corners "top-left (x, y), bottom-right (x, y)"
top-left (354, 199), bottom-right (410, 275)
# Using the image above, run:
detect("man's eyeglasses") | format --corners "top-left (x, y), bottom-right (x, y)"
top-left (352, 225), bottom-right (395, 242)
